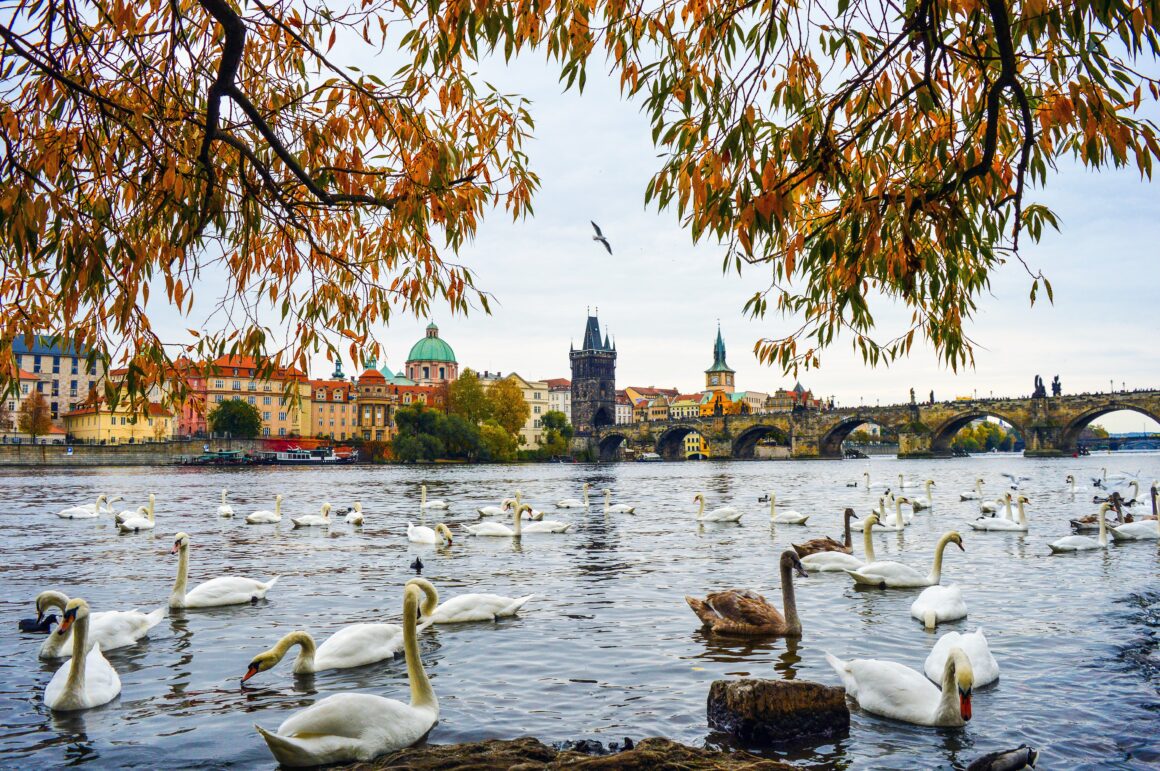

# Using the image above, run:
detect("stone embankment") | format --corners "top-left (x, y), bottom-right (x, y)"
top-left (0, 439), bottom-right (271, 467)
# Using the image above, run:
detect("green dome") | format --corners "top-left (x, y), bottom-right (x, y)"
top-left (407, 324), bottom-right (457, 363)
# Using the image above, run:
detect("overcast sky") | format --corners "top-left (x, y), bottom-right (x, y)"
top-left (159, 45), bottom-right (1160, 432)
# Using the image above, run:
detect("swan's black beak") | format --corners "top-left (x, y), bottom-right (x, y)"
top-left (795, 565), bottom-right (809, 579)
top-left (955, 540), bottom-right (965, 552)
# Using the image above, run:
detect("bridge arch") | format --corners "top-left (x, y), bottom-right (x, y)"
top-left (818, 415), bottom-right (899, 458)
top-left (732, 422), bottom-right (791, 459)
top-left (929, 410), bottom-right (1026, 455)
top-left (1059, 403), bottom-right (1160, 453)
top-left (597, 432), bottom-right (629, 462)
top-left (655, 424), bottom-right (708, 460)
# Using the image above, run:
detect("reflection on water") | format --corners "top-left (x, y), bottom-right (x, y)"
top-left (0, 456), bottom-right (1157, 768)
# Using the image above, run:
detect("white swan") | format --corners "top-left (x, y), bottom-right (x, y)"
top-left (694, 493), bottom-right (743, 522)
top-left (44, 599), bottom-right (122, 712)
top-left (603, 489), bottom-right (635, 514)
top-left (768, 492), bottom-right (809, 525)
top-left (56, 494), bottom-right (108, 519)
top-left (924, 628), bottom-right (999, 688)
top-left (520, 507), bottom-right (573, 534)
top-left (419, 484), bottom-right (449, 510)
top-left (35, 591), bottom-right (164, 659)
top-left (1050, 503), bottom-right (1112, 553)
top-left (847, 530), bottom-right (965, 588)
top-left (409, 576), bottom-right (533, 623)
top-left (218, 489), bottom-right (234, 518)
top-left (346, 502), bottom-right (364, 525)
top-left (169, 532), bottom-right (279, 609)
top-left (854, 496), bottom-right (910, 531)
top-left (911, 480), bottom-right (936, 511)
top-left (910, 584), bottom-right (967, 629)
top-left (408, 522), bottom-right (453, 545)
top-left (801, 513), bottom-right (877, 572)
top-left (292, 502), bottom-right (332, 528)
top-left (970, 495), bottom-right (1029, 531)
top-left (507, 498), bottom-right (548, 520)
top-left (556, 483), bottom-right (591, 508)
top-left (246, 494), bottom-right (283, 524)
top-left (1110, 511), bottom-right (1160, 541)
top-left (853, 496), bottom-right (890, 530)
top-left (243, 623), bottom-right (421, 680)
top-left (118, 494), bottom-right (156, 532)
top-left (826, 646), bottom-right (974, 726)
top-left (477, 498), bottom-right (516, 517)
top-left (959, 478), bottom-right (984, 501)
top-left (255, 581), bottom-right (438, 766)
top-left (978, 492), bottom-right (1009, 516)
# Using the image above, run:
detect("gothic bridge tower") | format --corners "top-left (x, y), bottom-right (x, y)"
top-left (570, 312), bottom-right (617, 435)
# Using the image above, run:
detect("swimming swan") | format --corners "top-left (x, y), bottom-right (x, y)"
top-left (44, 599), bottom-right (122, 712)
top-left (801, 513), bottom-right (877, 572)
top-left (911, 480), bottom-right (936, 511)
top-left (346, 502), bottom-right (364, 525)
top-left (960, 478), bottom-right (984, 501)
top-left (827, 646), bottom-right (974, 726)
top-left (556, 483), bottom-right (591, 509)
top-left (218, 489), bottom-right (234, 518)
top-left (793, 508), bottom-right (858, 557)
top-left (603, 489), bottom-right (635, 514)
top-left (685, 551), bottom-right (808, 636)
top-left (409, 576), bottom-right (533, 624)
top-left (243, 622), bottom-right (422, 680)
top-left (419, 484), bottom-right (449, 510)
top-left (118, 494), bottom-right (156, 532)
top-left (169, 532), bottom-right (279, 609)
top-left (971, 495), bottom-right (1029, 531)
top-left (1050, 503), bottom-right (1112, 552)
top-left (56, 494), bottom-right (109, 519)
top-left (846, 531), bottom-right (965, 588)
top-left (1110, 509), bottom-right (1160, 541)
top-left (35, 590), bottom-right (164, 659)
top-left (923, 628), bottom-right (999, 688)
top-left (694, 493), bottom-right (743, 522)
top-left (768, 492), bottom-right (809, 525)
top-left (292, 503), bottom-right (332, 528)
top-left (408, 522), bottom-right (453, 545)
top-left (246, 494), bottom-right (283, 524)
top-left (910, 584), bottom-right (967, 629)
top-left (255, 581), bottom-right (439, 766)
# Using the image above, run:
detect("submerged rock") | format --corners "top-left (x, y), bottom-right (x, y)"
top-left (355, 736), bottom-right (793, 770)
top-left (707, 678), bottom-right (849, 746)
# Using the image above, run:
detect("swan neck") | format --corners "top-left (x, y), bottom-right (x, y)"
top-left (513, 503), bottom-right (522, 536)
top-left (38, 590), bottom-right (70, 615)
top-left (696, 496), bottom-right (704, 518)
top-left (147, 497), bottom-right (155, 521)
top-left (862, 521), bottom-right (876, 562)
top-left (65, 614), bottom-right (89, 698)
top-left (403, 586), bottom-right (436, 709)
top-left (769, 495), bottom-right (776, 519)
top-left (171, 543), bottom-right (189, 606)
top-left (1097, 507), bottom-right (1108, 546)
top-left (221, 489), bottom-right (227, 505)
top-left (929, 533), bottom-right (955, 583)
top-left (780, 559), bottom-right (801, 633)
top-left (936, 650), bottom-right (961, 721)
top-left (279, 631), bottom-right (316, 673)
top-left (1016, 499), bottom-right (1027, 525)
top-left (893, 498), bottom-right (905, 526)
top-left (843, 512), bottom-right (853, 548)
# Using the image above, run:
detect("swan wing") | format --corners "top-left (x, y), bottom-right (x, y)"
top-left (316, 624), bottom-right (405, 669)
top-left (1111, 521), bottom-right (1159, 540)
top-left (427, 593), bottom-right (529, 623)
top-left (847, 561), bottom-right (926, 586)
top-left (830, 655), bottom-right (940, 724)
top-left (793, 537), bottom-right (845, 556)
top-left (464, 522), bottom-right (513, 536)
top-left (521, 520), bottom-right (572, 533)
top-left (45, 645), bottom-right (122, 711)
top-left (1049, 535), bottom-right (1099, 552)
top-left (909, 585), bottom-right (967, 624)
top-left (185, 575), bottom-right (278, 607)
top-left (691, 589), bottom-right (785, 629)
top-left (89, 608), bottom-right (165, 650)
top-left (924, 628), bottom-right (999, 687)
top-left (801, 552), bottom-right (863, 572)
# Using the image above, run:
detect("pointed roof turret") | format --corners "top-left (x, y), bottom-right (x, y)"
top-left (706, 323), bottom-right (735, 374)
top-left (581, 314), bottom-right (605, 351)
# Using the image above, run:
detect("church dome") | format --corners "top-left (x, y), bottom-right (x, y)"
top-left (406, 323), bottom-right (457, 363)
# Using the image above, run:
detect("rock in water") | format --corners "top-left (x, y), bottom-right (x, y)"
top-left (707, 679), bottom-right (850, 746)
top-left (967, 745), bottom-right (1039, 771)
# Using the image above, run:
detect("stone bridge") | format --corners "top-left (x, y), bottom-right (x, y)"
top-left (584, 390), bottom-right (1160, 461)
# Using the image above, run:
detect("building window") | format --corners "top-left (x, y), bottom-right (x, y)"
top-left (439, 367), bottom-right (445, 379)
top-left (33, 355), bottom-right (41, 373)
top-left (278, 427), bottom-right (286, 436)
top-left (52, 356), bottom-right (60, 374)
top-left (248, 397), bottom-right (256, 405)
top-left (51, 381), bottom-right (59, 396)
top-left (534, 419), bottom-right (541, 428)
top-left (21, 384), bottom-right (29, 395)
top-left (263, 384), bottom-right (272, 391)
top-left (533, 406), bottom-right (540, 414)
top-left (422, 366), bottom-right (430, 379)
top-left (215, 395), bottom-right (224, 403)
top-left (262, 427), bottom-right (270, 436)
top-left (263, 411), bottom-right (271, 420)
top-left (316, 389), bottom-right (325, 399)
top-left (534, 392), bottom-right (541, 399)
top-left (232, 380), bottom-right (241, 391)
top-left (69, 380), bottom-right (78, 397)
top-left (214, 379), bottom-right (224, 389)
top-left (263, 396), bottom-right (272, 405)
top-left (36, 382), bottom-right (44, 393)
top-left (278, 412), bottom-right (287, 421)
top-left (71, 358), bottom-right (79, 375)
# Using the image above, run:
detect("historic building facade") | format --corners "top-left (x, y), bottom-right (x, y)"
top-left (704, 325), bottom-right (736, 393)
top-left (9, 336), bottom-right (105, 425)
top-left (569, 313), bottom-right (616, 434)
top-left (403, 323), bottom-right (458, 386)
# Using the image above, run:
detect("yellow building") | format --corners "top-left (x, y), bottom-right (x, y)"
top-left (309, 377), bottom-right (356, 441)
top-left (64, 398), bottom-right (174, 444)
top-left (669, 395), bottom-right (702, 420)
top-left (684, 432), bottom-right (708, 459)
top-left (480, 372), bottom-right (548, 447)
top-left (204, 356), bottom-right (309, 438)
top-left (355, 368), bottom-right (397, 442)
top-left (700, 390), bottom-right (744, 417)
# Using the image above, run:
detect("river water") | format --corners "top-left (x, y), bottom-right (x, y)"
top-left (0, 455), bottom-right (1156, 769)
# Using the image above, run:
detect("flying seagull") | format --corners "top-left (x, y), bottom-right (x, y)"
top-left (591, 221), bottom-right (612, 254)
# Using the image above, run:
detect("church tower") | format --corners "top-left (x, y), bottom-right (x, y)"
top-left (705, 324), bottom-right (736, 394)
top-left (570, 311), bottom-right (616, 435)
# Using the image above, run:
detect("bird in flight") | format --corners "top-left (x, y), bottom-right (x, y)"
top-left (591, 221), bottom-right (612, 254)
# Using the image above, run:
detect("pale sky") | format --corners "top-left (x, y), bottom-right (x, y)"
top-left (156, 42), bottom-right (1160, 432)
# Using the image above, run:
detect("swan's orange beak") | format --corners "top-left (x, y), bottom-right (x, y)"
top-left (959, 688), bottom-right (972, 721)
top-left (56, 612), bottom-right (75, 636)
top-left (170, 542), bottom-right (181, 554)
top-left (241, 664), bottom-right (260, 683)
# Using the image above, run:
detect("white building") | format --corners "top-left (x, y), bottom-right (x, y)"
top-left (479, 371), bottom-right (549, 448)
top-left (615, 390), bottom-right (633, 425)
top-left (544, 378), bottom-right (571, 424)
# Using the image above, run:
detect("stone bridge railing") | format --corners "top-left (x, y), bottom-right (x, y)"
top-left (582, 390), bottom-right (1160, 461)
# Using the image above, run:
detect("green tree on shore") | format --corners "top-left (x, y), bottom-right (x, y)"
top-left (18, 392), bottom-right (52, 443)
top-left (207, 400), bottom-right (262, 439)
top-left (488, 378), bottom-right (530, 440)
top-left (540, 410), bottom-right (574, 457)
top-left (447, 370), bottom-right (492, 425)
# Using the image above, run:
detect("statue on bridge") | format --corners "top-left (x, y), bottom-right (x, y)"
top-left (930, 390), bottom-right (935, 405)
top-left (910, 387), bottom-right (915, 405)
top-left (1033, 375), bottom-right (1047, 399)
top-left (1052, 375), bottom-right (1062, 397)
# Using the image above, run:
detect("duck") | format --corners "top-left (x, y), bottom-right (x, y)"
top-left (1050, 503), bottom-right (1112, 552)
top-left (291, 502), bottom-right (332, 528)
top-left (826, 646), bottom-right (974, 726)
top-left (556, 483), bottom-right (591, 508)
top-left (924, 628), bottom-right (999, 688)
top-left (801, 513), bottom-right (878, 572)
top-left (408, 576), bottom-right (533, 623)
top-left (408, 522), bottom-right (453, 545)
top-left (959, 478), bottom-right (985, 501)
top-left (767, 492), bottom-right (809, 525)
top-left (911, 480), bottom-right (936, 511)
top-left (35, 590), bottom-right (164, 659)
top-left (56, 494), bottom-right (109, 519)
top-left (246, 494), bottom-right (284, 524)
top-left (1091, 467), bottom-right (1107, 488)
top-left (966, 745), bottom-right (1038, 771)
top-left (603, 489), bottom-right (635, 514)
top-left (419, 484), bottom-right (449, 510)
top-left (255, 581), bottom-right (439, 766)
top-left (346, 502), bottom-right (364, 525)
top-left (685, 551), bottom-right (808, 636)
top-left (218, 489), bottom-right (234, 518)
top-left (1110, 509), bottom-right (1160, 541)
top-left (243, 621), bottom-right (422, 680)
top-left (44, 599), bottom-right (122, 712)
top-left (693, 493), bottom-right (743, 522)
top-left (118, 494), bottom-right (156, 532)
top-left (793, 508), bottom-right (858, 557)
top-left (846, 530), bottom-right (965, 588)
top-left (19, 613), bottom-right (58, 633)
top-left (910, 584), bottom-right (967, 629)
top-left (869, 492), bottom-right (895, 518)
top-left (169, 532), bottom-right (279, 609)
top-left (1071, 493), bottom-right (1126, 531)
top-left (971, 495), bottom-right (1029, 531)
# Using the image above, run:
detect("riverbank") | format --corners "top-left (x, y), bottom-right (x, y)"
top-left (0, 438), bottom-right (276, 467)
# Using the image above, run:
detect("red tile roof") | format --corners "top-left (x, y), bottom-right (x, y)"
top-left (543, 378), bottom-right (571, 389)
